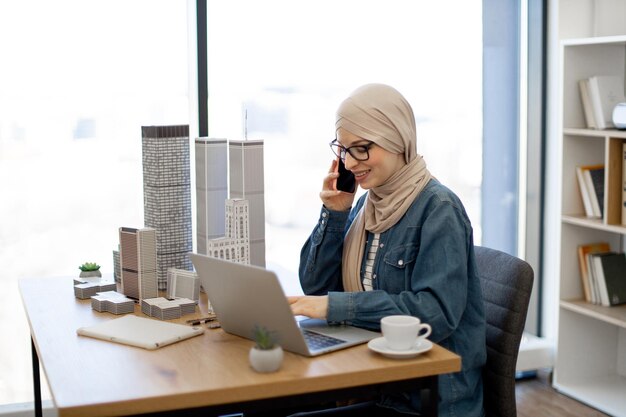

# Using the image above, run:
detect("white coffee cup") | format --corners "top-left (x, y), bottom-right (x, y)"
top-left (381, 315), bottom-right (432, 351)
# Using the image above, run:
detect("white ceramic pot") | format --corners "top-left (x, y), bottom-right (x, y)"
top-left (249, 346), bottom-right (283, 373)
top-left (79, 270), bottom-right (102, 278)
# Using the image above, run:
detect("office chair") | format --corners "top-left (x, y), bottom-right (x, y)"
top-left (475, 246), bottom-right (534, 417)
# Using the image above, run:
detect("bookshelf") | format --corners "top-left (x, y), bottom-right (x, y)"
top-left (556, 35), bottom-right (626, 417)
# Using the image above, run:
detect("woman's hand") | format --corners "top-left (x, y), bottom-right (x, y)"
top-left (320, 159), bottom-right (356, 212)
top-left (287, 295), bottom-right (329, 319)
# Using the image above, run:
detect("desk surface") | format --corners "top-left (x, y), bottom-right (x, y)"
top-left (20, 276), bottom-right (461, 417)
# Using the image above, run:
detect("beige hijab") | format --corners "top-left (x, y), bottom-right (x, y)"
top-left (338, 84), bottom-right (432, 292)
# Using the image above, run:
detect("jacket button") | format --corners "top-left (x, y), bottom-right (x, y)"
top-left (398, 259), bottom-right (404, 266)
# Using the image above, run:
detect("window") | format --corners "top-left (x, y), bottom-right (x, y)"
top-left (205, 0), bottom-right (483, 276)
top-left (1, 0), bottom-right (493, 408)
top-left (0, 0), bottom-right (188, 405)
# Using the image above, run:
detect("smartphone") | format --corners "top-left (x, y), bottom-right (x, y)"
top-left (336, 158), bottom-right (356, 193)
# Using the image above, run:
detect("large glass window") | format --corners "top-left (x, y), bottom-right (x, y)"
top-left (1, 0), bottom-right (487, 408)
top-left (0, 0), bottom-right (189, 405)
top-left (206, 0), bottom-right (483, 282)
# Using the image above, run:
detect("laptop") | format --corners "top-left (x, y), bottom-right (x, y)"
top-left (189, 253), bottom-right (379, 356)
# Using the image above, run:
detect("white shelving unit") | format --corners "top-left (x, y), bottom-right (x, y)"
top-left (556, 35), bottom-right (626, 417)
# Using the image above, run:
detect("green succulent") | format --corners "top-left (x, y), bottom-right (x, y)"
top-left (252, 325), bottom-right (278, 350)
top-left (78, 262), bottom-right (101, 272)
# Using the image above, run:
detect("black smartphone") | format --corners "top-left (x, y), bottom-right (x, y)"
top-left (336, 158), bottom-right (356, 193)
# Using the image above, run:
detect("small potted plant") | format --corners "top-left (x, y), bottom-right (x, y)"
top-left (249, 325), bottom-right (283, 373)
top-left (79, 262), bottom-right (102, 278)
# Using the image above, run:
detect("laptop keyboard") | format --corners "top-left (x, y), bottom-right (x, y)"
top-left (302, 329), bottom-right (345, 350)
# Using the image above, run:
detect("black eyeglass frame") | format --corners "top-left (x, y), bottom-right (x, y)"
top-left (329, 139), bottom-right (375, 162)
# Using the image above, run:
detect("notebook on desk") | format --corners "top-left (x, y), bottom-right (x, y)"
top-left (77, 315), bottom-right (204, 350)
top-left (189, 253), bottom-right (379, 357)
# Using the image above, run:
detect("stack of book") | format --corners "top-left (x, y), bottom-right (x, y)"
top-left (579, 75), bottom-right (626, 130)
top-left (576, 164), bottom-right (604, 218)
top-left (577, 242), bottom-right (626, 306)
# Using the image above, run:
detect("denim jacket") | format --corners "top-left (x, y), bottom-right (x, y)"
top-left (299, 179), bottom-right (486, 417)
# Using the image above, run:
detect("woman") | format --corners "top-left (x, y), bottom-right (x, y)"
top-left (288, 84), bottom-right (486, 416)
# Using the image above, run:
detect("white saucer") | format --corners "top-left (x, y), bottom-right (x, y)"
top-left (367, 337), bottom-right (433, 359)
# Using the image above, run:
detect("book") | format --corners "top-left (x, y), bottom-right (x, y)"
top-left (588, 75), bottom-right (626, 130)
top-left (593, 252), bottom-right (626, 306)
top-left (587, 165), bottom-right (605, 217)
top-left (589, 251), bottom-right (616, 305)
top-left (622, 142), bottom-right (626, 226)
top-left (576, 166), bottom-right (595, 217)
top-left (586, 253), bottom-right (600, 304)
top-left (579, 79), bottom-right (597, 129)
top-left (577, 242), bottom-right (611, 303)
top-left (577, 164), bottom-right (604, 218)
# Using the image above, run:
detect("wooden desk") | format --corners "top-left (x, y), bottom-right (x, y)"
top-left (20, 276), bottom-right (461, 417)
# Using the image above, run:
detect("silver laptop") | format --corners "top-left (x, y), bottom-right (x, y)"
top-left (189, 253), bottom-right (379, 356)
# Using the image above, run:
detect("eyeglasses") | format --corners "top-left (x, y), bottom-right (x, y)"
top-left (329, 139), bottom-right (374, 162)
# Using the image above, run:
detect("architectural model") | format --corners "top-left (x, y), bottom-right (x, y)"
top-left (166, 268), bottom-right (200, 302)
top-left (112, 246), bottom-right (121, 283)
top-left (119, 227), bottom-right (158, 301)
top-left (195, 138), bottom-right (228, 255)
top-left (142, 125), bottom-right (193, 290)
top-left (228, 139), bottom-right (265, 267)
top-left (74, 280), bottom-right (117, 299)
top-left (194, 138), bottom-right (265, 266)
top-left (206, 199), bottom-right (250, 264)
top-left (141, 297), bottom-right (196, 320)
top-left (90, 291), bottom-right (135, 315)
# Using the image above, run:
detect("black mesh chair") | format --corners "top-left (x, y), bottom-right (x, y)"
top-left (475, 246), bottom-right (534, 417)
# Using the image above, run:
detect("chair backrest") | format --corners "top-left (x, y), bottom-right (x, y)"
top-left (474, 246), bottom-right (534, 417)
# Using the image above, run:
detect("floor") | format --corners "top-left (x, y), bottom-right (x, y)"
top-left (516, 370), bottom-right (611, 417)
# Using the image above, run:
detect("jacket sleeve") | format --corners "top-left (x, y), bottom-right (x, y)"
top-left (298, 206), bottom-right (349, 295)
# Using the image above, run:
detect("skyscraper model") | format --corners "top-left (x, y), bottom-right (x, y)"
top-left (229, 139), bottom-right (265, 267)
top-left (206, 198), bottom-right (250, 264)
top-left (119, 227), bottom-right (158, 301)
top-left (142, 125), bottom-right (193, 290)
top-left (195, 138), bottom-right (228, 255)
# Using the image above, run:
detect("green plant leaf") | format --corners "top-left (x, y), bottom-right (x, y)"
top-left (78, 262), bottom-right (101, 271)
top-left (252, 324), bottom-right (278, 350)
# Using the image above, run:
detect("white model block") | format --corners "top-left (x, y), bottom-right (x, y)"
top-left (166, 268), bottom-right (200, 302)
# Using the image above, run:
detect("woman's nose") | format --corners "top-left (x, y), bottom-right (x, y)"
top-left (343, 153), bottom-right (358, 170)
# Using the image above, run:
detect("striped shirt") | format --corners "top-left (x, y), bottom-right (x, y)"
top-left (362, 233), bottom-right (380, 291)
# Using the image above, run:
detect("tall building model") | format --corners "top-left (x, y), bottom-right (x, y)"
top-left (195, 138), bottom-right (228, 255)
top-left (229, 139), bottom-right (265, 267)
top-left (206, 199), bottom-right (250, 264)
top-left (119, 227), bottom-right (158, 301)
top-left (142, 125), bottom-right (193, 290)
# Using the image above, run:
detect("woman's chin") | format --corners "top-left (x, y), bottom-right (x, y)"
top-left (357, 180), bottom-right (371, 190)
